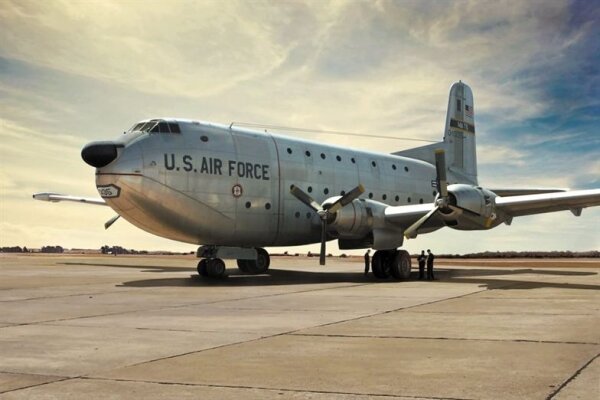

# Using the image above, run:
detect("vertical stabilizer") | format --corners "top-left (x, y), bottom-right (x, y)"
top-left (394, 81), bottom-right (478, 185)
top-left (444, 81), bottom-right (477, 184)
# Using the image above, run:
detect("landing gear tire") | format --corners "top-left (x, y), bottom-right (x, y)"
top-left (372, 250), bottom-right (392, 279)
top-left (244, 248), bottom-right (270, 274)
top-left (390, 250), bottom-right (411, 280)
top-left (198, 258), bottom-right (226, 278)
top-left (207, 258), bottom-right (226, 278)
top-left (197, 259), bottom-right (208, 277)
top-left (236, 259), bottom-right (250, 273)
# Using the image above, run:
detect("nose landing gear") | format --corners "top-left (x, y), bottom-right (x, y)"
top-left (196, 246), bottom-right (270, 279)
top-left (197, 258), bottom-right (226, 278)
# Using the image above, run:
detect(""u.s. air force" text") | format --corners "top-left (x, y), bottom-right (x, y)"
top-left (164, 154), bottom-right (270, 180)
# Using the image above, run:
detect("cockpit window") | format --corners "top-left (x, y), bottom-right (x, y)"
top-left (140, 121), bottom-right (157, 132)
top-left (130, 120), bottom-right (181, 133)
top-left (156, 122), bottom-right (169, 133)
top-left (128, 122), bottom-right (145, 132)
top-left (168, 122), bottom-right (181, 133)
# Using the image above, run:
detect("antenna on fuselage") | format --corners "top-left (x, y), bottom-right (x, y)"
top-left (229, 122), bottom-right (437, 143)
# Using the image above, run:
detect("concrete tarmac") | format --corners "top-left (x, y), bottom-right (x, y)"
top-left (0, 254), bottom-right (598, 399)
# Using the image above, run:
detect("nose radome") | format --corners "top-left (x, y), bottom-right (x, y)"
top-left (81, 141), bottom-right (123, 168)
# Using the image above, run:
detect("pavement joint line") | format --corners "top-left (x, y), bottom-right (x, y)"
top-left (546, 351), bottom-right (600, 399)
top-left (4, 264), bottom-right (576, 394)
top-left (0, 282), bottom-right (369, 329)
top-left (399, 310), bottom-right (597, 316)
top-left (30, 323), bottom-right (267, 335)
top-left (0, 288), bottom-right (143, 303)
top-left (192, 307), bottom-right (397, 312)
top-left (288, 333), bottom-right (600, 346)
top-left (0, 370), bottom-right (69, 378)
top-left (0, 375), bottom-right (77, 395)
top-left (89, 285), bottom-right (492, 373)
top-left (80, 376), bottom-right (475, 400)
top-left (287, 286), bottom-right (495, 333)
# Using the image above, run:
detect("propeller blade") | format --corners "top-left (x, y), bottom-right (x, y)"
top-left (290, 185), bottom-right (322, 212)
top-left (435, 149), bottom-right (448, 198)
top-left (327, 184), bottom-right (365, 214)
top-left (104, 214), bottom-right (121, 230)
top-left (403, 206), bottom-right (439, 239)
top-left (319, 219), bottom-right (327, 265)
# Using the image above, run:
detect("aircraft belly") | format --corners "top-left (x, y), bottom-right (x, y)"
top-left (97, 173), bottom-right (235, 245)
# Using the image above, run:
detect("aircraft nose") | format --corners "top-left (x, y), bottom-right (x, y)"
top-left (81, 141), bottom-right (123, 168)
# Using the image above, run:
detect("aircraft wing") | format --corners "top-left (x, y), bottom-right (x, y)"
top-left (490, 188), bottom-right (567, 197)
top-left (382, 189), bottom-right (600, 237)
top-left (33, 192), bottom-right (107, 206)
top-left (495, 189), bottom-right (600, 217)
top-left (383, 203), bottom-right (444, 232)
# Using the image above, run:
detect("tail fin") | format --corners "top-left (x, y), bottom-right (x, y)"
top-left (394, 81), bottom-right (478, 185)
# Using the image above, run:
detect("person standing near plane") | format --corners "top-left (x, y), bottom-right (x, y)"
top-left (426, 249), bottom-right (435, 280)
top-left (418, 250), bottom-right (426, 280)
top-left (364, 250), bottom-right (371, 276)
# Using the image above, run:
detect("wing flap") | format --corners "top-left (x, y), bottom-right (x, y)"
top-left (495, 189), bottom-right (600, 217)
top-left (33, 192), bottom-right (107, 206)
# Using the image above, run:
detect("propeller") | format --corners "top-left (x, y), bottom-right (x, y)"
top-left (404, 149), bottom-right (453, 239)
top-left (290, 184), bottom-right (365, 265)
top-left (104, 215), bottom-right (121, 229)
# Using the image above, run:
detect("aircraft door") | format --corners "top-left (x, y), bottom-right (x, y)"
top-left (231, 131), bottom-right (280, 245)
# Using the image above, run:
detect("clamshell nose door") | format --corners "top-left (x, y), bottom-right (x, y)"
top-left (81, 141), bottom-right (123, 168)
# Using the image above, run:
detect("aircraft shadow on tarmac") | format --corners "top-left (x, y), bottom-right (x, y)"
top-left (60, 262), bottom-right (192, 273)
top-left (58, 261), bottom-right (598, 291)
top-left (111, 266), bottom-right (599, 291)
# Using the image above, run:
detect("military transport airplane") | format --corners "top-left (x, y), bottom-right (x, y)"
top-left (34, 82), bottom-right (600, 279)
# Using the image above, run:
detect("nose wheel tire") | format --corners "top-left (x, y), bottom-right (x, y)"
top-left (198, 258), bottom-right (226, 278)
top-left (244, 248), bottom-right (270, 274)
top-left (197, 259), bottom-right (208, 277)
top-left (236, 259), bottom-right (250, 273)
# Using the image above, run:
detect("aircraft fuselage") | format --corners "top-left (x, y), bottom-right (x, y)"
top-left (96, 120), bottom-right (437, 247)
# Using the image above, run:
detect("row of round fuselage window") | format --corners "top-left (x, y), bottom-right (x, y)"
top-left (243, 148), bottom-right (429, 212)
top-left (243, 191), bottom-right (436, 213)
top-left (286, 147), bottom-right (410, 172)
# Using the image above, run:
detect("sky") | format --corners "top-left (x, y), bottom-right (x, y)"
top-left (0, 0), bottom-right (598, 255)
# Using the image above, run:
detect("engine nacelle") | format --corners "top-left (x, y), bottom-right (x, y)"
top-left (327, 198), bottom-right (404, 250)
top-left (442, 184), bottom-right (502, 230)
top-left (327, 198), bottom-right (374, 239)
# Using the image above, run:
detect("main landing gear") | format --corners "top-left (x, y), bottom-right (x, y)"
top-left (196, 246), bottom-right (270, 279)
top-left (371, 249), bottom-right (412, 280)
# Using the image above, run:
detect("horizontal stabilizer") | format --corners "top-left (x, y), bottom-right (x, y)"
top-left (33, 192), bottom-right (107, 206)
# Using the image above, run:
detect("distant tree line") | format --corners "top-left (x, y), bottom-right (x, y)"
top-left (100, 245), bottom-right (148, 255)
top-left (0, 246), bottom-right (29, 253)
top-left (41, 246), bottom-right (64, 253)
top-left (436, 251), bottom-right (599, 259)
top-left (0, 246), bottom-right (62, 253)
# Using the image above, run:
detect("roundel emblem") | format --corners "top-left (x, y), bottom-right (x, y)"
top-left (232, 184), bottom-right (243, 198)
